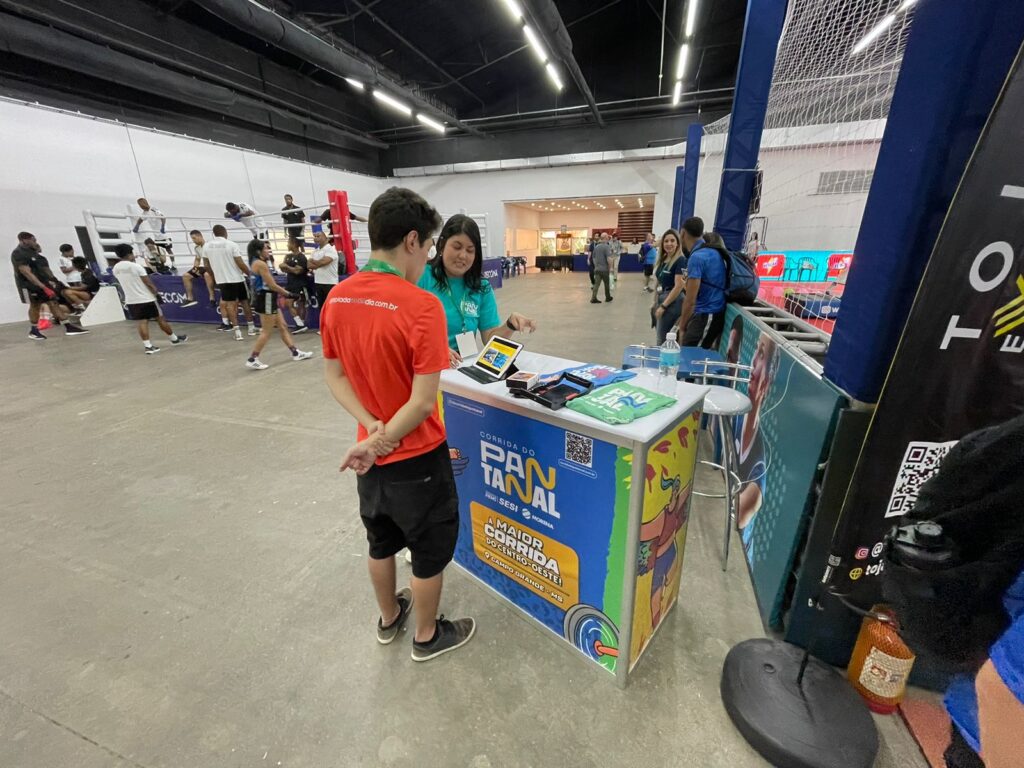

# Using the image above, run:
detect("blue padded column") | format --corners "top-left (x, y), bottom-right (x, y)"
top-left (712, 0), bottom-right (787, 251)
top-left (670, 165), bottom-right (685, 230)
top-left (680, 123), bottom-right (702, 222)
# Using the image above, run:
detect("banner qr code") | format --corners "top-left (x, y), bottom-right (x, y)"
top-left (564, 432), bottom-right (593, 468)
top-left (885, 440), bottom-right (958, 518)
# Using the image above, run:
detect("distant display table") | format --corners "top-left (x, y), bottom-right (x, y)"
top-left (440, 352), bottom-right (708, 685)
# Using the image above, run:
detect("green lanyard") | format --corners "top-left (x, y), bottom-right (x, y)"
top-left (362, 258), bottom-right (404, 277)
top-left (442, 282), bottom-right (467, 333)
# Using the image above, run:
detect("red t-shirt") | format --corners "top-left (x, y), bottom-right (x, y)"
top-left (320, 271), bottom-right (449, 465)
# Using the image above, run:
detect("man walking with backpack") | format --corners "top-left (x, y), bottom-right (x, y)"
top-left (675, 217), bottom-right (727, 349)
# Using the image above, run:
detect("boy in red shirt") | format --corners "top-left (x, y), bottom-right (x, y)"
top-left (320, 187), bottom-right (475, 662)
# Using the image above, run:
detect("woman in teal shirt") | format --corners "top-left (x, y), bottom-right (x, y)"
top-left (418, 214), bottom-right (536, 364)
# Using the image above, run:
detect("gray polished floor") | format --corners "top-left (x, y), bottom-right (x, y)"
top-left (0, 271), bottom-right (927, 767)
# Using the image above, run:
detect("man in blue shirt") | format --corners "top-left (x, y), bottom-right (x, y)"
top-left (676, 217), bottom-right (726, 349)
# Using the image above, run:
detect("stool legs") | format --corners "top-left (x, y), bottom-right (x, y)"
top-left (720, 416), bottom-right (736, 572)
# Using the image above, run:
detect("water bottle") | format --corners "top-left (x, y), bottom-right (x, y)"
top-left (658, 332), bottom-right (680, 394)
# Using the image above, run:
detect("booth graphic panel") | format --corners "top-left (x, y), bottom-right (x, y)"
top-left (443, 394), bottom-right (630, 674)
top-left (630, 411), bottom-right (701, 667)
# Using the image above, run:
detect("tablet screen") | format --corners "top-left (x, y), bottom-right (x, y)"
top-left (474, 336), bottom-right (523, 378)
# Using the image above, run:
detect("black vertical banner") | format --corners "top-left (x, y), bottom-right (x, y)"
top-left (828, 46), bottom-right (1024, 605)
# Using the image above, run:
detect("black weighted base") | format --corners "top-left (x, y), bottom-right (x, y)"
top-left (721, 639), bottom-right (879, 768)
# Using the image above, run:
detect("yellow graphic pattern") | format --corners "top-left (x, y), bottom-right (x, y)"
top-left (993, 275), bottom-right (1024, 338)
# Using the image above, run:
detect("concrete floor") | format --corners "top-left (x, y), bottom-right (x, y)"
top-left (0, 271), bottom-right (927, 768)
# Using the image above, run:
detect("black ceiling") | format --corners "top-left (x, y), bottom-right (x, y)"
top-left (0, 0), bottom-right (746, 173)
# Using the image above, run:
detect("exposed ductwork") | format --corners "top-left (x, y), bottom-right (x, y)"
top-left (526, 0), bottom-right (607, 128)
top-left (0, 12), bottom-right (387, 150)
top-left (191, 0), bottom-right (487, 138)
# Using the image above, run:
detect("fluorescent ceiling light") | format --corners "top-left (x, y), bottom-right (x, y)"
top-left (851, 13), bottom-right (896, 55)
top-left (345, 78), bottom-right (364, 90)
top-left (675, 44), bottom-right (690, 81)
top-left (373, 90), bottom-right (412, 115)
top-left (545, 62), bottom-right (564, 91)
top-left (523, 25), bottom-right (547, 64)
top-left (671, 79), bottom-right (683, 106)
top-left (416, 114), bottom-right (447, 134)
top-left (685, 0), bottom-right (699, 37)
top-left (499, 0), bottom-right (523, 21)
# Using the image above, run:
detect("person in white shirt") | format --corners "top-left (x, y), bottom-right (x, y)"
top-left (202, 224), bottom-right (256, 339)
top-left (133, 198), bottom-right (175, 271)
top-left (111, 243), bottom-right (187, 355)
top-left (182, 229), bottom-right (214, 309)
top-left (308, 230), bottom-right (341, 312)
top-left (224, 202), bottom-right (266, 238)
top-left (58, 243), bottom-right (82, 285)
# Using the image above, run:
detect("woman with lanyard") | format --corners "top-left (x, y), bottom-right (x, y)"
top-left (652, 228), bottom-right (686, 345)
top-left (418, 214), bottom-right (536, 367)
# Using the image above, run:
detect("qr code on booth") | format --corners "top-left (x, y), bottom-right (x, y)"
top-left (565, 432), bottom-right (593, 468)
top-left (885, 440), bottom-right (958, 518)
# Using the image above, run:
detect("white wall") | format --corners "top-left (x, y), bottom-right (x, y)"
top-left (0, 100), bottom-right (383, 324)
top-left (536, 210), bottom-right (620, 232)
top-left (402, 159), bottom-right (680, 266)
top-left (503, 205), bottom-right (541, 259)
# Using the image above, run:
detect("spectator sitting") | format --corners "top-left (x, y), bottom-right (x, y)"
top-left (72, 257), bottom-right (101, 296)
top-left (58, 244), bottom-right (83, 286)
top-left (143, 238), bottom-right (173, 275)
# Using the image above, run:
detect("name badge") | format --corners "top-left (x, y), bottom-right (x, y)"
top-left (456, 331), bottom-right (478, 360)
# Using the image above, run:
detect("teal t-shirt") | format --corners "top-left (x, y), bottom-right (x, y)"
top-left (417, 270), bottom-right (501, 350)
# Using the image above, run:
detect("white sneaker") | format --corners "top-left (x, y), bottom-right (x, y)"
top-left (248, 327), bottom-right (258, 337)
top-left (292, 350), bottom-right (314, 361)
top-left (246, 358), bottom-right (269, 370)
top-left (234, 328), bottom-right (243, 341)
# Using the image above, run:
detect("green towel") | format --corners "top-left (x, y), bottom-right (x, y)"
top-left (567, 382), bottom-right (676, 425)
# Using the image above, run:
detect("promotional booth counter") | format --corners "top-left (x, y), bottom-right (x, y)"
top-left (439, 350), bottom-right (708, 686)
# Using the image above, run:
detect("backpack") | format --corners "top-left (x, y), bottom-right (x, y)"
top-left (698, 245), bottom-right (760, 305)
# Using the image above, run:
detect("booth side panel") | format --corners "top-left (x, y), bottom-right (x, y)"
top-left (441, 392), bottom-right (630, 675)
top-left (629, 408), bottom-right (703, 669)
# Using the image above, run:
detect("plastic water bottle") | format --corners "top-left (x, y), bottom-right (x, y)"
top-left (658, 332), bottom-right (680, 394)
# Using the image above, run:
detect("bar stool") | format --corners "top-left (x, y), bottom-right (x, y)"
top-left (692, 360), bottom-right (753, 570)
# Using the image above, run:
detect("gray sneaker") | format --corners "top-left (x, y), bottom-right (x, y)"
top-left (411, 616), bottom-right (476, 662)
top-left (377, 588), bottom-right (413, 645)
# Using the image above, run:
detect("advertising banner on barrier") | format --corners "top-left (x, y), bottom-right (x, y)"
top-left (442, 393), bottom-right (631, 675)
top-left (828, 52), bottom-right (1024, 606)
top-left (718, 306), bottom-right (844, 627)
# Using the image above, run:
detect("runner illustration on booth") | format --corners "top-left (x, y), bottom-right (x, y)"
top-left (320, 186), bottom-right (475, 662)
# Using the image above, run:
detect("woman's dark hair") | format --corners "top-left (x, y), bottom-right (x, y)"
top-left (247, 238), bottom-right (268, 264)
top-left (71, 256), bottom-right (88, 269)
top-left (59, 243), bottom-right (74, 253)
top-left (429, 214), bottom-right (485, 293)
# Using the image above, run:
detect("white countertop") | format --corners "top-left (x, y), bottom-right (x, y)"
top-left (441, 351), bottom-right (709, 447)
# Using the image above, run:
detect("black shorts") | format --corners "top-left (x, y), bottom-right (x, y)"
top-left (315, 283), bottom-right (333, 308)
top-left (681, 310), bottom-right (726, 349)
top-left (643, 264), bottom-right (654, 277)
top-left (187, 266), bottom-right (207, 279)
top-left (254, 290), bottom-right (279, 315)
top-left (287, 226), bottom-right (305, 244)
top-left (127, 301), bottom-right (160, 320)
top-left (218, 281), bottom-right (249, 303)
top-left (286, 284), bottom-right (309, 303)
top-left (356, 442), bottom-right (458, 579)
top-left (20, 286), bottom-right (48, 305)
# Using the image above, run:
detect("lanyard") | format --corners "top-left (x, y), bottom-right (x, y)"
top-left (362, 258), bottom-right (404, 277)
top-left (444, 282), bottom-right (467, 333)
